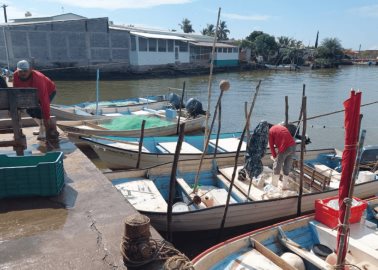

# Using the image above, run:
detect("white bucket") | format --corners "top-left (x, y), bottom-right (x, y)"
top-left (172, 202), bottom-right (189, 213)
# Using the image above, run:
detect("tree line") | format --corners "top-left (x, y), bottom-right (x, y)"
top-left (179, 18), bottom-right (344, 66)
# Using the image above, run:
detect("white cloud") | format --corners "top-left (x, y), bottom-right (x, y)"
top-left (351, 4), bottom-right (378, 17)
top-left (46, 0), bottom-right (192, 10)
top-left (222, 12), bottom-right (270, 21)
top-left (7, 7), bottom-right (46, 20)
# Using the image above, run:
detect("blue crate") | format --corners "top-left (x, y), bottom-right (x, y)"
top-left (0, 152), bottom-right (64, 199)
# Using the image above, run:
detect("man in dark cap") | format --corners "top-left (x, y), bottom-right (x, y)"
top-left (13, 60), bottom-right (59, 141)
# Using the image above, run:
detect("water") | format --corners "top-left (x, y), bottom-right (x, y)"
top-left (53, 65), bottom-right (378, 258)
top-left (55, 65), bottom-right (378, 150)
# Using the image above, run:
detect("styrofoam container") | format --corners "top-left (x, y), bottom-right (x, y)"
top-left (357, 171), bottom-right (375, 183)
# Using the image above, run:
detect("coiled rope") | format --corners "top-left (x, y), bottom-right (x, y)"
top-left (120, 214), bottom-right (194, 269)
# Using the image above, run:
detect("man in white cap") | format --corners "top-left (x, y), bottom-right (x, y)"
top-left (13, 60), bottom-right (58, 141)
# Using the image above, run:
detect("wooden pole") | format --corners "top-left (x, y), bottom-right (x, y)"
top-left (136, 120), bottom-right (146, 169)
top-left (176, 81), bottom-right (186, 135)
top-left (218, 80), bottom-right (261, 240)
top-left (294, 85), bottom-right (306, 137)
top-left (213, 100), bottom-right (222, 158)
top-left (245, 101), bottom-right (250, 142)
top-left (167, 122), bottom-right (186, 241)
top-left (297, 96), bottom-right (306, 216)
top-left (284, 96), bottom-right (289, 127)
top-left (204, 7), bottom-right (221, 151)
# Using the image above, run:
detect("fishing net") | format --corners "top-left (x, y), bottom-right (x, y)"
top-left (100, 115), bottom-right (173, 131)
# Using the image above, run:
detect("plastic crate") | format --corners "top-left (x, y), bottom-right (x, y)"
top-left (0, 152), bottom-right (64, 199)
top-left (315, 196), bottom-right (367, 228)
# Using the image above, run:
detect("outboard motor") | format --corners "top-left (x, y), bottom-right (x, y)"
top-left (168, 93), bottom-right (182, 109)
top-left (185, 98), bottom-right (206, 118)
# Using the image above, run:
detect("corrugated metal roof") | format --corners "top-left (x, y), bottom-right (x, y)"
top-left (189, 41), bottom-right (238, 48)
top-left (130, 31), bottom-right (193, 41)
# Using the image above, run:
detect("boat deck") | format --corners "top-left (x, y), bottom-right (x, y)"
top-left (0, 125), bottom-right (164, 270)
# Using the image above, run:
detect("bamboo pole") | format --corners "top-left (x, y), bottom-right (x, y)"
top-left (213, 100), bottom-right (222, 159)
top-left (218, 80), bottom-right (261, 240)
top-left (176, 81), bottom-right (186, 135)
top-left (291, 100), bottom-right (378, 124)
top-left (167, 122), bottom-right (186, 241)
top-left (136, 120), bottom-right (146, 169)
top-left (336, 127), bottom-right (366, 269)
top-left (297, 96), bottom-right (306, 216)
top-left (284, 96), bottom-right (289, 127)
top-left (203, 7), bottom-right (221, 151)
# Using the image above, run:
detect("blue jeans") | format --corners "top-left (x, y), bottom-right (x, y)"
top-left (26, 91), bottom-right (56, 119)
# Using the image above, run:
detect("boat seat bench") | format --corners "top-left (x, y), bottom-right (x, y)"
top-left (209, 138), bottom-right (246, 153)
top-left (293, 160), bottom-right (331, 191)
top-left (157, 142), bottom-right (202, 154)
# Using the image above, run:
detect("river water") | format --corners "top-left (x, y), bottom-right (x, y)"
top-left (55, 65), bottom-right (378, 150)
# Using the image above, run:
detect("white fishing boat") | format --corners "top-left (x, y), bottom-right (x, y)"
top-left (192, 197), bottom-right (378, 270)
top-left (105, 150), bottom-right (378, 232)
top-left (50, 95), bottom-right (169, 120)
top-left (80, 132), bottom-right (247, 169)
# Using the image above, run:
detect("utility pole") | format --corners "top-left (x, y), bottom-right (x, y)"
top-left (1, 4), bottom-right (7, 23)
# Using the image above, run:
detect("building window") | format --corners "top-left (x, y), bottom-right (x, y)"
top-left (233, 47), bottom-right (238, 53)
top-left (177, 41), bottom-right (188, 52)
top-left (139, 37), bottom-right (147, 51)
top-left (158, 39), bottom-right (166, 52)
top-left (217, 48), bottom-right (222, 53)
top-left (168, 40), bottom-right (174, 52)
top-left (149, 38), bottom-right (157, 52)
top-left (223, 48), bottom-right (227, 53)
top-left (131, 35), bottom-right (136, 51)
top-left (228, 48), bottom-right (232, 53)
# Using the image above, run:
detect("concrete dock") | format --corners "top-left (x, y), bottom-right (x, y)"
top-left (0, 126), bottom-right (164, 269)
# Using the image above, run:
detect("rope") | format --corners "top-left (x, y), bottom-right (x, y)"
top-left (120, 236), bottom-right (194, 269)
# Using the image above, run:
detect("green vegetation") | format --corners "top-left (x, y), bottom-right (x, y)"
top-left (314, 38), bottom-right (344, 67)
top-left (179, 18), bottom-right (195, 33)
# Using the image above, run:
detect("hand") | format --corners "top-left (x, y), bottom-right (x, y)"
top-left (270, 156), bottom-right (276, 162)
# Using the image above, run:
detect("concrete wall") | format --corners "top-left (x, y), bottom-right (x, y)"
top-left (0, 18), bottom-right (129, 71)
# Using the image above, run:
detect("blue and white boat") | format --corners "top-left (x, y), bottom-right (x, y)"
top-left (192, 197), bottom-right (378, 270)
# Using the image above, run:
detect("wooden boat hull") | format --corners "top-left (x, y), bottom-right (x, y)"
top-left (58, 115), bottom-right (205, 142)
top-left (105, 150), bottom-right (378, 232)
top-left (140, 180), bottom-right (378, 232)
top-left (193, 197), bottom-right (378, 270)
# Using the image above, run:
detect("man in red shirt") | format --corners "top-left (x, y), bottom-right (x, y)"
top-left (13, 60), bottom-right (58, 141)
top-left (269, 124), bottom-right (296, 189)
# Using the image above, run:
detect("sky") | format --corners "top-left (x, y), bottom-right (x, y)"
top-left (3, 0), bottom-right (378, 50)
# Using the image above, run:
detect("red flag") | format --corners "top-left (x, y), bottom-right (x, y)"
top-left (336, 90), bottom-right (361, 262)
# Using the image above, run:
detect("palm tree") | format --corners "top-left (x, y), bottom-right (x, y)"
top-left (277, 36), bottom-right (292, 48)
top-left (179, 18), bottom-right (194, 33)
top-left (201, 24), bottom-right (215, 36)
top-left (217, 20), bottom-right (230, 40)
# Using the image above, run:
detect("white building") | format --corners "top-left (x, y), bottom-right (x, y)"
top-left (111, 25), bottom-right (239, 71)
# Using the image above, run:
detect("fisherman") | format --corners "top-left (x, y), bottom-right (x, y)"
top-left (269, 123), bottom-right (296, 189)
top-left (12, 60), bottom-right (59, 141)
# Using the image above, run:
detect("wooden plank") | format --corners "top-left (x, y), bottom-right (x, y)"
top-left (7, 90), bottom-right (26, 155)
top-left (0, 88), bottom-right (39, 110)
top-left (251, 238), bottom-right (297, 270)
